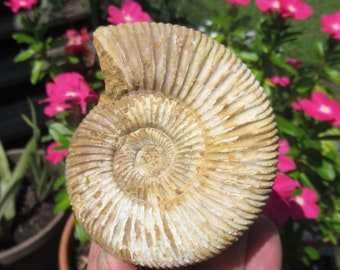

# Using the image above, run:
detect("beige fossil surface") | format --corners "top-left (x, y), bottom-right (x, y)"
top-left (65, 22), bottom-right (278, 268)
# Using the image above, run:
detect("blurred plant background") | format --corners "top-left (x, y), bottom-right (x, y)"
top-left (2, 0), bottom-right (340, 269)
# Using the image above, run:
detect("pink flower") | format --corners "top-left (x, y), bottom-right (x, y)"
top-left (264, 174), bottom-right (320, 225)
top-left (63, 28), bottom-right (91, 55)
top-left (278, 139), bottom-right (296, 172)
top-left (269, 75), bottom-right (290, 87)
top-left (286, 57), bottom-right (303, 69)
top-left (255, 0), bottom-right (312, 20)
top-left (321, 12), bottom-right (340, 39)
top-left (280, 0), bottom-right (313, 20)
top-left (40, 72), bottom-right (99, 117)
top-left (263, 191), bottom-right (291, 226)
top-left (4, 0), bottom-right (38, 13)
top-left (45, 142), bottom-right (68, 165)
top-left (291, 100), bottom-right (302, 110)
top-left (107, 1), bottom-right (151, 25)
top-left (226, 0), bottom-right (250, 5)
top-left (43, 102), bottom-right (72, 118)
top-left (293, 91), bottom-right (340, 126)
top-left (273, 174), bottom-right (300, 199)
top-left (256, 0), bottom-right (281, 13)
top-left (289, 187), bottom-right (319, 219)
top-left (263, 174), bottom-right (300, 226)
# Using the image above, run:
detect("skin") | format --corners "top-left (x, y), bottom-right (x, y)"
top-left (87, 216), bottom-right (282, 270)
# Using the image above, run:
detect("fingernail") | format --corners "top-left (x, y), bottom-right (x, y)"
top-left (97, 251), bottom-right (109, 270)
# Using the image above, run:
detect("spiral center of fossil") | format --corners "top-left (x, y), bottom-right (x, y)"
top-left (114, 127), bottom-right (176, 180)
top-left (109, 93), bottom-right (206, 203)
top-left (135, 144), bottom-right (169, 177)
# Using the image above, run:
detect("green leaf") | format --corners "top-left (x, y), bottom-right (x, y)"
top-left (295, 77), bottom-right (314, 94)
top-left (270, 55), bottom-right (298, 76)
top-left (68, 56), bottom-right (80, 64)
top-left (303, 139), bottom-right (321, 150)
top-left (54, 189), bottom-right (70, 213)
top-left (315, 41), bottom-right (324, 58)
top-left (49, 123), bottom-right (73, 146)
top-left (313, 159), bottom-right (336, 181)
top-left (324, 66), bottom-right (340, 84)
top-left (53, 174), bottom-right (65, 190)
top-left (17, 14), bottom-right (34, 31)
top-left (276, 115), bottom-right (305, 137)
top-left (213, 35), bottom-right (225, 44)
top-left (31, 59), bottom-right (45, 84)
top-left (31, 42), bottom-right (44, 53)
top-left (237, 51), bottom-right (259, 62)
top-left (74, 220), bottom-right (90, 243)
top-left (90, 81), bottom-right (104, 90)
top-left (230, 16), bottom-right (251, 32)
top-left (14, 48), bottom-right (35, 62)
top-left (12, 33), bottom-right (35, 44)
top-left (304, 246), bottom-right (320, 260)
top-left (0, 141), bottom-right (11, 180)
top-left (95, 70), bottom-right (104, 80)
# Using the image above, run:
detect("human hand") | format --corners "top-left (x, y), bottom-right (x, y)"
top-left (87, 215), bottom-right (281, 270)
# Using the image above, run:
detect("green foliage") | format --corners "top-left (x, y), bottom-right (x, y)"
top-left (0, 101), bottom-right (40, 242)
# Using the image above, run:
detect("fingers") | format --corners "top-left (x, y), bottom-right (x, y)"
top-left (87, 242), bottom-right (138, 270)
top-left (97, 250), bottom-right (138, 270)
top-left (196, 215), bottom-right (281, 270)
top-left (87, 216), bottom-right (281, 270)
top-left (195, 229), bottom-right (249, 270)
top-left (245, 216), bottom-right (282, 270)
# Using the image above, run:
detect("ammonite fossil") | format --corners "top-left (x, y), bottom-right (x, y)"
top-left (66, 22), bottom-right (278, 268)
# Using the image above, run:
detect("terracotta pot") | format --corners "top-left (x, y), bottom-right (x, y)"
top-left (59, 214), bottom-right (75, 270)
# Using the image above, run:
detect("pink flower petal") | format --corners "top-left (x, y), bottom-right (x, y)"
top-left (43, 103), bottom-right (72, 117)
top-left (107, 5), bottom-right (127, 24)
top-left (278, 155), bottom-right (297, 172)
top-left (273, 173), bottom-right (300, 199)
top-left (269, 75), bottom-right (290, 87)
top-left (289, 187), bottom-right (319, 219)
top-left (63, 28), bottom-right (90, 55)
top-left (292, 100), bottom-right (302, 110)
top-left (45, 142), bottom-right (68, 165)
top-left (280, 0), bottom-right (313, 20)
top-left (107, 1), bottom-right (151, 25)
top-left (255, 0), bottom-right (281, 13)
top-left (298, 92), bottom-right (340, 124)
top-left (263, 190), bottom-right (291, 226)
top-left (286, 57), bottom-right (303, 69)
top-left (40, 72), bottom-right (99, 117)
top-left (226, 0), bottom-right (250, 5)
top-left (277, 139), bottom-right (296, 172)
top-left (4, 0), bottom-right (38, 13)
top-left (321, 12), bottom-right (340, 40)
top-left (278, 139), bottom-right (290, 155)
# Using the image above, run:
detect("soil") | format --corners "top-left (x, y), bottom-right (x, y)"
top-left (0, 181), bottom-right (57, 250)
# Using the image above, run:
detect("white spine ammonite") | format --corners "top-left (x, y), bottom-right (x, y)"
top-left (65, 22), bottom-right (278, 268)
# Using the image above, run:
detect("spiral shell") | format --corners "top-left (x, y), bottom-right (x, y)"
top-left (66, 22), bottom-right (278, 268)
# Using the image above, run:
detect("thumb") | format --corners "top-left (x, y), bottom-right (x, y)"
top-left (87, 242), bottom-right (137, 270)
top-left (97, 250), bottom-right (137, 270)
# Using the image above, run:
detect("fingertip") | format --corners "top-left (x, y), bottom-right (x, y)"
top-left (88, 242), bottom-right (103, 270)
top-left (245, 216), bottom-right (282, 270)
top-left (87, 242), bottom-right (138, 270)
top-left (98, 251), bottom-right (138, 270)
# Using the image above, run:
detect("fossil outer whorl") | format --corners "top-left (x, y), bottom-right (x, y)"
top-left (66, 22), bottom-right (278, 268)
